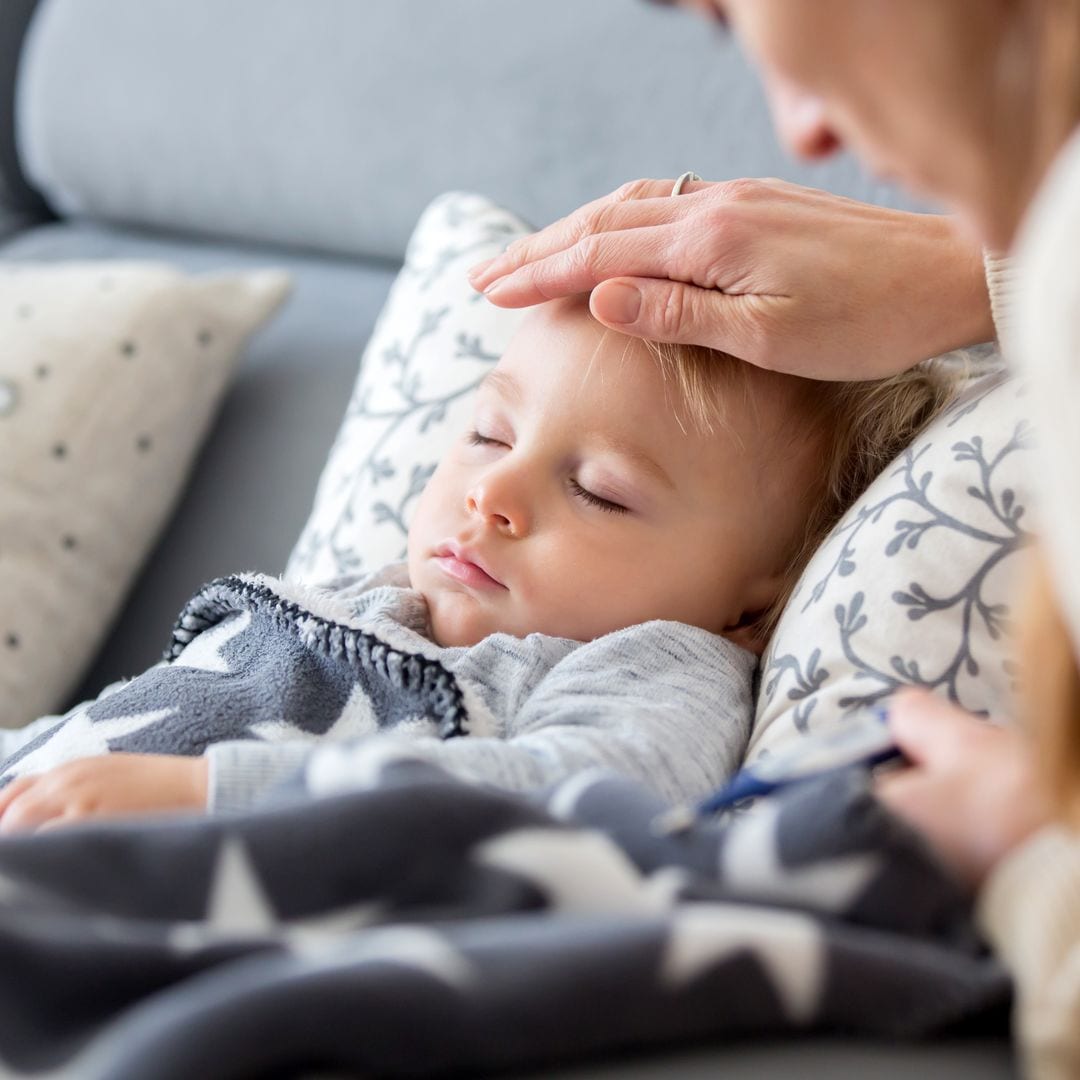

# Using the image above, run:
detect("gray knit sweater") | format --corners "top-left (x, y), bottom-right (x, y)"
top-left (0, 562), bottom-right (756, 814)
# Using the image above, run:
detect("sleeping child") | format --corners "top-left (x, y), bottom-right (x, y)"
top-left (0, 294), bottom-right (952, 830)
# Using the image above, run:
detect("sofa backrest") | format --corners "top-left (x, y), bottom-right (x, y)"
top-left (12, 0), bottom-right (926, 261)
top-left (0, 0), bottom-right (49, 219)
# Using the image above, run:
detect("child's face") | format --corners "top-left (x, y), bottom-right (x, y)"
top-left (408, 298), bottom-right (812, 648)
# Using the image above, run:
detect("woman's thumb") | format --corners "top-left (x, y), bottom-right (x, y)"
top-left (590, 277), bottom-right (731, 350)
top-left (887, 688), bottom-right (968, 765)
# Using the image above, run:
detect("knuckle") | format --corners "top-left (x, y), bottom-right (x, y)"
top-left (678, 212), bottom-right (742, 287)
top-left (504, 237), bottom-right (530, 261)
top-left (612, 178), bottom-right (655, 204)
top-left (575, 233), bottom-right (606, 278)
top-left (657, 286), bottom-right (690, 339)
top-left (581, 203), bottom-right (618, 239)
top-left (715, 177), bottom-right (768, 203)
top-left (698, 204), bottom-right (744, 246)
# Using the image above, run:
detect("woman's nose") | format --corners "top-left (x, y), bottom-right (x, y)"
top-left (766, 73), bottom-right (841, 161)
top-left (466, 473), bottom-right (528, 537)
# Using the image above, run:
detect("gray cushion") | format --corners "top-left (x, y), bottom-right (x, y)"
top-left (17, 0), bottom-right (926, 263)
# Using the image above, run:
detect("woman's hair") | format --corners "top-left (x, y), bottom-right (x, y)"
top-left (1022, 551), bottom-right (1080, 827)
top-left (1011, 0), bottom-right (1080, 827)
top-left (644, 340), bottom-right (957, 639)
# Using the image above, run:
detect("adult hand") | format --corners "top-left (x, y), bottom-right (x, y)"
top-left (0, 754), bottom-right (209, 833)
top-left (469, 178), bottom-right (995, 380)
top-left (876, 689), bottom-right (1050, 889)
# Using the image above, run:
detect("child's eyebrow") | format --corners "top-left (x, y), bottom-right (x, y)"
top-left (479, 367), bottom-right (674, 490)
top-left (478, 368), bottom-right (522, 405)
top-left (594, 433), bottom-right (675, 491)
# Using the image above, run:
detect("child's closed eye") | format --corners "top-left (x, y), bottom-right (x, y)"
top-left (466, 429), bottom-right (507, 449)
top-left (569, 478), bottom-right (628, 515)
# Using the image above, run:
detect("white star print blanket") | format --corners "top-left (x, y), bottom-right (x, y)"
top-left (0, 758), bottom-right (1006, 1077)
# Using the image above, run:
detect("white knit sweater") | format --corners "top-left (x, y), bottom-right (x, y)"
top-left (979, 124), bottom-right (1080, 1080)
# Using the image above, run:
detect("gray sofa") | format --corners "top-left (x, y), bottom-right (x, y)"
top-left (0, 1), bottom-right (1014, 1075)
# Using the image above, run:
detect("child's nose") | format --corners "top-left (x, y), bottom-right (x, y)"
top-left (466, 477), bottom-right (528, 537)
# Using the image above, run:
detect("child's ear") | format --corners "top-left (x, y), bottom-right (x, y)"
top-left (722, 609), bottom-right (771, 656)
top-left (723, 573), bottom-right (786, 656)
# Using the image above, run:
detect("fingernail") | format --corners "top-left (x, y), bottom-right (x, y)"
top-left (593, 282), bottom-right (641, 325)
top-left (483, 277), bottom-right (509, 298)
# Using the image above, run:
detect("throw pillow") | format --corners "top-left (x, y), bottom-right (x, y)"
top-left (286, 192), bottom-right (531, 583)
top-left (288, 191), bottom-right (1030, 767)
top-left (751, 363), bottom-right (1032, 761)
top-left (0, 261), bottom-right (290, 728)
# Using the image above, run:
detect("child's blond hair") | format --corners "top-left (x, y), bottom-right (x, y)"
top-left (645, 341), bottom-right (956, 640)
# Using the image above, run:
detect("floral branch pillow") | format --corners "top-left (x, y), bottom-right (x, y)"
top-left (286, 193), bottom-right (531, 583)
top-left (751, 363), bottom-right (1032, 762)
top-left (0, 262), bottom-right (290, 728)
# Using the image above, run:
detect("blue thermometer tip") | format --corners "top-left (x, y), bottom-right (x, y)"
top-left (652, 705), bottom-right (898, 836)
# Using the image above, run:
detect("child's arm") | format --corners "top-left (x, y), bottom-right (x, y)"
top-left (206, 621), bottom-right (757, 813)
top-left (0, 753), bottom-right (207, 833)
top-left (0, 623), bottom-right (755, 830)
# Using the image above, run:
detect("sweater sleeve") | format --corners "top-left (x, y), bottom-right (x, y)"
top-left (977, 827), bottom-right (1080, 1080)
top-left (982, 250), bottom-right (1018, 343)
top-left (205, 622), bottom-right (756, 812)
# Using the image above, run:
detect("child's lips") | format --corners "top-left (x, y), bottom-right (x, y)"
top-left (433, 544), bottom-right (507, 590)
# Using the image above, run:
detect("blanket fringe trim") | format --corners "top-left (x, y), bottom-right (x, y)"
top-left (165, 575), bottom-right (469, 739)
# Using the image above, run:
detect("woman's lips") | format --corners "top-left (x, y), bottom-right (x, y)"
top-left (433, 550), bottom-right (506, 590)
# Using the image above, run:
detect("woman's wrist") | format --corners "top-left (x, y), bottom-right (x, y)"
top-left (922, 216), bottom-right (997, 354)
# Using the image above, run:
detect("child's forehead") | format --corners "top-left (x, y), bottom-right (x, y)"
top-left (493, 310), bottom-right (656, 408)
top-left (492, 298), bottom-right (813, 464)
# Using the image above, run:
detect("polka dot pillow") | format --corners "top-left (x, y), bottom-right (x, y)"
top-left (286, 192), bottom-right (530, 582)
top-left (0, 262), bottom-right (290, 728)
top-left (750, 362), bottom-right (1032, 761)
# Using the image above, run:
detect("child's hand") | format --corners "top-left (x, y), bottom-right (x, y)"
top-left (0, 754), bottom-right (210, 834)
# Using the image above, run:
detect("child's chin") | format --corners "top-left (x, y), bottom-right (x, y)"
top-left (426, 600), bottom-right (496, 649)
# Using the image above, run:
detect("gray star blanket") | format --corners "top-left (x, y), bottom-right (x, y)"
top-left (0, 760), bottom-right (1007, 1078)
top-left (0, 572), bottom-right (1008, 1075)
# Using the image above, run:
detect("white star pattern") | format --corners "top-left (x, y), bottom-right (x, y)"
top-left (166, 837), bottom-right (473, 990)
top-left (170, 610), bottom-right (251, 673)
top-left (720, 799), bottom-right (877, 911)
top-left (204, 837), bottom-right (277, 934)
top-left (662, 904), bottom-right (824, 1024)
top-left (473, 828), bottom-right (672, 916)
top-left (2, 703), bottom-right (178, 782)
top-left (168, 837), bottom-right (383, 954)
top-left (248, 681), bottom-right (384, 745)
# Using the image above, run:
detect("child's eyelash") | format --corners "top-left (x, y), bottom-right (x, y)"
top-left (467, 430), bottom-right (503, 447)
top-left (569, 478), bottom-right (628, 515)
top-left (468, 432), bottom-right (627, 515)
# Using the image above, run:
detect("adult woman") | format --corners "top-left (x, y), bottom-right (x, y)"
top-left (471, 2), bottom-right (1080, 1077)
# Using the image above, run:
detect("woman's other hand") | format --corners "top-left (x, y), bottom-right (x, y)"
top-left (876, 689), bottom-right (1050, 888)
top-left (469, 178), bottom-right (995, 380)
top-left (0, 754), bottom-right (209, 833)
